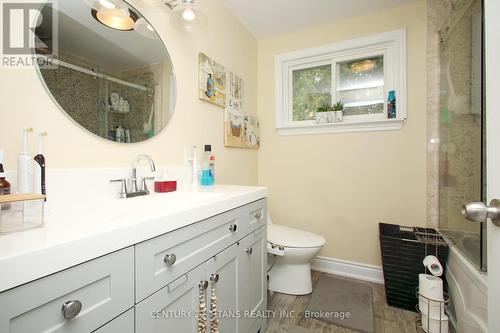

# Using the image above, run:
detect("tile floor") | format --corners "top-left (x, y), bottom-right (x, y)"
top-left (266, 271), bottom-right (419, 333)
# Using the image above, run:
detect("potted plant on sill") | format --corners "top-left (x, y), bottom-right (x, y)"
top-left (333, 101), bottom-right (344, 122)
top-left (315, 104), bottom-right (334, 124)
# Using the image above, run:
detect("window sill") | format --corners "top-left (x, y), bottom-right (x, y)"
top-left (277, 118), bottom-right (405, 136)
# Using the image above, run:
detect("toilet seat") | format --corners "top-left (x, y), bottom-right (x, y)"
top-left (268, 224), bottom-right (326, 248)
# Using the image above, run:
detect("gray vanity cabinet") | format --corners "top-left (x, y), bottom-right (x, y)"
top-left (135, 264), bottom-right (206, 333)
top-left (134, 226), bottom-right (267, 333)
top-left (0, 199), bottom-right (267, 333)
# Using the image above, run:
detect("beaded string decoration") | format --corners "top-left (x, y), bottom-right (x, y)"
top-left (198, 282), bottom-right (207, 333)
top-left (210, 280), bottom-right (219, 333)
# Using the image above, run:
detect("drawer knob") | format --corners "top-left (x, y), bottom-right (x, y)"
top-left (61, 300), bottom-right (82, 320)
top-left (254, 212), bottom-right (262, 220)
top-left (229, 224), bottom-right (237, 232)
top-left (210, 273), bottom-right (220, 284)
top-left (246, 247), bottom-right (253, 255)
top-left (199, 280), bottom-right (209, 289)
top-left (164, 253), bottom-right (177, 266)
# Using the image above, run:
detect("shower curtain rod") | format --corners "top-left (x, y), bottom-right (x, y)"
top-left (37, 56), bottom-right (149, 92)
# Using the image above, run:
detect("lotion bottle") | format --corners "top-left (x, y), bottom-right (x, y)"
top-left (33, 132), bottom-right (47, 196)
top-left (17, 128), bottom-right (33, 193)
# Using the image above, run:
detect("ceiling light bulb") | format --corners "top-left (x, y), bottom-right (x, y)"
top-left (182, 8), bottom-right (196, 21)
top-left (99, 0), bottom-right (116, 9)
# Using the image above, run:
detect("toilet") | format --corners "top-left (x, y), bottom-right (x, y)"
top-left (267, 214), bottom-right (326, 295)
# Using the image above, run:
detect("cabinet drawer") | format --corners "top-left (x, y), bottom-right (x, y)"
top-left (244, 199), bottom-right (267, 235)
top-left (93, 309), bottom-right (134, 333)
top-left (135, 208), bottom-right (243, 301)
top-left (0, 247), bottom-right (134, 333)
top-left (135, 264), bottom-right (206, 333)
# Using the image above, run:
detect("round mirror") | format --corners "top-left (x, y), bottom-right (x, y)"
top-left (35, 0), bottom-right (176, 143)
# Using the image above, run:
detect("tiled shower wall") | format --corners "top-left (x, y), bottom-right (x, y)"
top-left (427, 0), bottom-right (482, 231)
top-left (40, 52), bottom-right (159, 143)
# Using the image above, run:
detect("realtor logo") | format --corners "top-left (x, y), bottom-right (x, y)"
top-left (1, 0), bottom-right (57, 68)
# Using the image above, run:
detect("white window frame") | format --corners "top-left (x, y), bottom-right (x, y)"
top-left (275, 29), bottom-right (407, 135)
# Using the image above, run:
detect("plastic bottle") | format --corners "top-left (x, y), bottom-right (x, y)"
top-left (0, 150), bottom-right (11, 210)
top-left (205, 145), bottom-right (215, 183)
top-left (388, 90), bottom-right (397, 119)
top-left (17, 128), bottom-right (33, 193)
top-left (200, 145), bottom-right (215, 186)
top-left (33, 132), bottom-right (47, 197)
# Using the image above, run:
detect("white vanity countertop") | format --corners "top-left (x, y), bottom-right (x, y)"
top-left (0, 185), bottom-right (267, 292)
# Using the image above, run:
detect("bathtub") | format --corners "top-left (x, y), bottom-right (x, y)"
top-left (445, 244), bottom-right (487, 333)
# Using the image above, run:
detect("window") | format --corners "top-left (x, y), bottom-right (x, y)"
top-left (276, 30), bottom-right (406, 135)
top-left (292, 64), bottom-right (332, 121)
top-left (338, 55), bottom-right (384, 116)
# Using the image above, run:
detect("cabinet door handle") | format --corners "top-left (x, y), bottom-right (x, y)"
top-left (164, 253), bottom-right (177, 266)
top-left (210, 273), bottom-right (220, 284)
top-left (245, 247), bottom-right (253, 255)
top-left (61, 300), bottom-right (82, 320)
top-left (199, 280), bottom-right (209, 289)
top-left (229, 224), bottom-right (237, 232)
top-left (254, 212), bottom-right (262, 220)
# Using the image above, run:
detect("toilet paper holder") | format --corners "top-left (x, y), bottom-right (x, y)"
top-left (416, 288), bottom-right (450, 333)
top-left (414, 229), bottom-right (451, 332)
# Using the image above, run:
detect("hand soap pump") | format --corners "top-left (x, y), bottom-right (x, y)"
top-left (33, 132), bottom-right (47, 196)
top-left (17, 128), bottom-right (33, 193)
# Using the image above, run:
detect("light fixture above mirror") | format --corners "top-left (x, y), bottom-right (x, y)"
top-left (166, 0), bottom-right (207, 34)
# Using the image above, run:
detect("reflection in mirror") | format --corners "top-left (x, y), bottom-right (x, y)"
top-left (35, 0), bottom-right (176, 143)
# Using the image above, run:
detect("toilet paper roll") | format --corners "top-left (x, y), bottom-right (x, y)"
top-left (423, 255), bottom-right (443, 277)
top-left (419, 274), bottom-right (444, 301)
top-left (419, 296), bottom-right (445, 319)
top-left (421, 313), bottom-right (449, 333)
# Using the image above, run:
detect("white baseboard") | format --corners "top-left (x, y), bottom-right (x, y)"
top-left (311, 256), bottom-right (384, 284)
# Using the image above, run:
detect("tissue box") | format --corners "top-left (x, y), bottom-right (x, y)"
top-left (0, 194), bottom-right (45, 234)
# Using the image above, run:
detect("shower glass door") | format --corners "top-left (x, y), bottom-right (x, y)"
top-left (438, 0), bottom-right (486, 270)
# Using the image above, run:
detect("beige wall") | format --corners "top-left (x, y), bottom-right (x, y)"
top-left (257, 1), bottom-right (427, 266)
top-left (0, 0), bottom-right (258, 185)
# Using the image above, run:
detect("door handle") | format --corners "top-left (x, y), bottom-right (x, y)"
top-left (462, 199), bottom-right (500, 226)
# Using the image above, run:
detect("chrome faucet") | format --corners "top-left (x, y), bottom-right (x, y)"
top-left (110, 154), bottom-right (156, 199)
top-left (131, 154), bottom-right (156, 192)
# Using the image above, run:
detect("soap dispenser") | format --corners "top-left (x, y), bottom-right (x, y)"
top-left (17, 128), bottom-right (33, 193)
